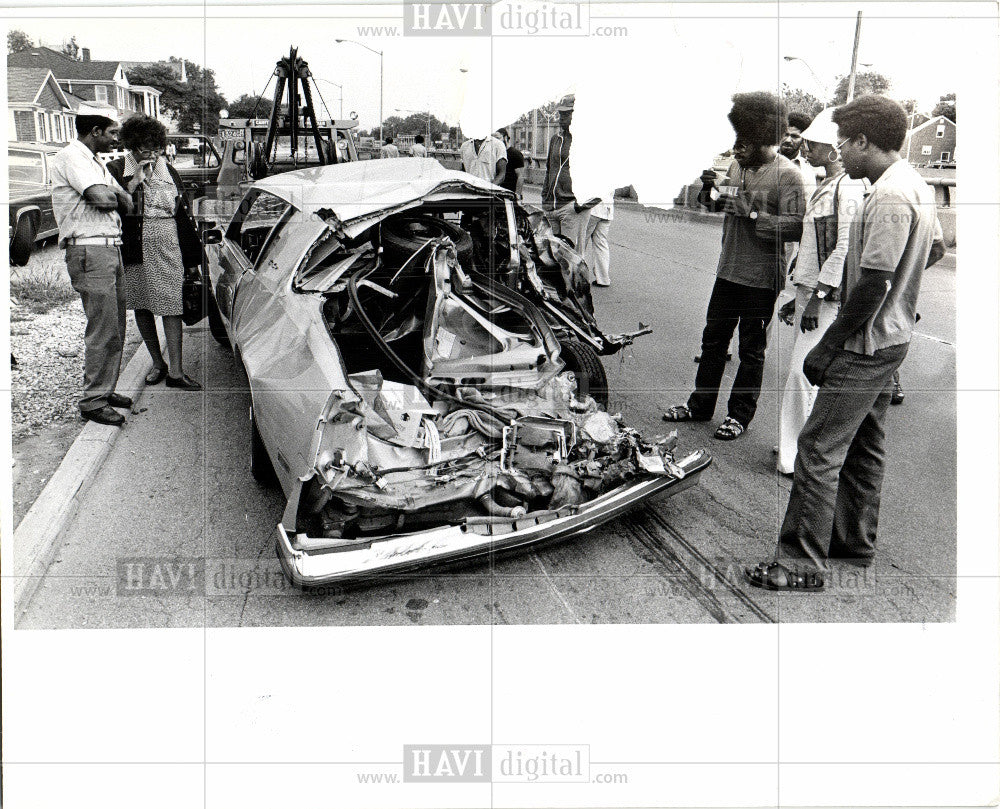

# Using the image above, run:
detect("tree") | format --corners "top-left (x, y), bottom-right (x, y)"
top-left (931, 92), bottom-right (956, 123)
top-left (7, 29), bottom-right (34, 54)
top-left (226, 93), bottom-right (274, 120)
top-left (127, 59), bottom-right (228, 134)
top-left (899, 98), bottom-right (919, 115)
top-left (830, 71), bottom-right (892, 105)
top-left (61, 36), bottom-right (80, 59)
top-left (782, 84), bottom-right (823, 118)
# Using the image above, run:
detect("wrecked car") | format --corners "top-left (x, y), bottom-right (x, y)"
top-left (201, 158), bottom-right (710, 588)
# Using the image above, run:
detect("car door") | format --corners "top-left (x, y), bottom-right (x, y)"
top-left (212, 190), bottom-right (291, 323)
top-left (169, 135), bottom-right (222, 202)
top-left (39, 151), bottom-right (58, 236)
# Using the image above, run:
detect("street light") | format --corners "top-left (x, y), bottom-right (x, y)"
top-left (783, 55), bottom-right (829, 109)
top-left (335, 38), bottom-right (383, 142)
top-left (316, 78), bottom-right (344, 118)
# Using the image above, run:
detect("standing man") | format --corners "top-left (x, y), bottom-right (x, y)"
top-left (664, 92), bottom-right (806, 440)
top-left (380, 137), bottom-right (400, 158)
top-left (781, 111), bottom-right (819, 196)
top-left (410, 134), bottom-right (428, 158)
top-left (746, 95), bottom-right (946, 591)
top-left (497, 127), bottom-right (525, 198)
top-left (541, 94), bottom-right (595, 251)
top-left (584, 195), bottom-right (614, 286)
top-left (459, 132), bottom-right (507, 185)
top-left (49, 113), bottom-right (135, 426)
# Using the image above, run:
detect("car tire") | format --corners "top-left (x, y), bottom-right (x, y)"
top-left (10, 216), bottom-right (36, 267)
top-left (250, 403), bottom-right (278, 487)
top-left (206, 285), bottom-right (230, 348)
top-left (381, 213), bottom-right (474, 270)
top-left (559, 339), bottom-right (609, 409)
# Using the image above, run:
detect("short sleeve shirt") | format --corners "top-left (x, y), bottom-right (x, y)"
top-left (460, 137), bottom-right (506, 183)
top-left (715, 154), bottom-right (806, 289)
top-left (49, 139), bottom-right (125, 245)
top-left (380, 144), bottom-right (400, 158)
top-left (410, 143), bottom-right (428, 158)
top-left (841, 159), bottom-right (941, 355)
top-left (500, 147), bottom-right (525, 192)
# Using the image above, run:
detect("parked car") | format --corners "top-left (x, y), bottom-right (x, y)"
top-left (8, 143), bottom-right (60, 266)
top-left (167, 133), bottom-right (224, 203)
top-left (201, 158), bottom-right (710, 588)
top-left (925, 158), bottom-right (956, 169)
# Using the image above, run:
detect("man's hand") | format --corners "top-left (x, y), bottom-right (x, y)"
top-left (777, 299), bottom-right (796, 326)
top-left (575, 197), bottom-right (600, 213)
top-left (803, 341), bottom-right (836, 387)
top-left (700, 169), bottom-right (718, 186)
top-left (800, 295), bottom-right (821, 332)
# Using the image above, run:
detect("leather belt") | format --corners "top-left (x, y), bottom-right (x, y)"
top-left (65, 237), bottom-right (122, 246)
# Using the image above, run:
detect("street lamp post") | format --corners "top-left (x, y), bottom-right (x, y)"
top-left (335, 39), bottom-right (383, 142)
top-left (782, 55), bottom-right (829, 109)
top-left (846, 10), bottom-right (863, 102)
top-left (315, 78), bottom-right (344, 119)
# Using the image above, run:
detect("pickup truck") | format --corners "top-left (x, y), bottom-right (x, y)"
top-left (8, 142), bottom-right (60, 266)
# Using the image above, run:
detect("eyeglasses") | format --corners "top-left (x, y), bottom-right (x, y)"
top-left (834, 137), bottom-right (853, 152)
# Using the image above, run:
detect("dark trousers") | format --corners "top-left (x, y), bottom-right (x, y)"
top-left (65, 246), bottom-right (127, 412)
top-left (779, 343), bottom-right (909, 569)
top-left (687, 277), bottom-right (779, 426)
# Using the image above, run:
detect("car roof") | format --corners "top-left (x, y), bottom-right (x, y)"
top-left (253, 157), bottom-right (512, 235)
top-left (9, 142), bottom-right (61, 154)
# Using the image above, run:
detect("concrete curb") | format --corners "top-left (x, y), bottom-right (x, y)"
top-left (11, 346), bottom-right (153, 619)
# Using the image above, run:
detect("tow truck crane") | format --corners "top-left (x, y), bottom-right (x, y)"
top-left (195, 47), bottom-right (360, 222)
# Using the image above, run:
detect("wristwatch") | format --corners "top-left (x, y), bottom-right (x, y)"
top-left (814, 288), bottom-right (828, 300)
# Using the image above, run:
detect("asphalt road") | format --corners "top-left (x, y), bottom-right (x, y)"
top-left (16, 204), bottom-right (957, 628)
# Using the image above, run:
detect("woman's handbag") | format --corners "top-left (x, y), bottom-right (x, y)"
top-left (181, 265), bottom-right (208, 326)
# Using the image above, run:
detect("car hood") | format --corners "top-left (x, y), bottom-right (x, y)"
top-left (252, 157), bottom-right (512, 238)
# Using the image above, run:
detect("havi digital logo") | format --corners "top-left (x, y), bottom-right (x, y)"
top-left (403, 2), bottom-right (492, 36)
top-left (402, 745), bottom-right (491, 782)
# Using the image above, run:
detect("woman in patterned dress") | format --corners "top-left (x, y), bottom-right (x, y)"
top-left (108, 115), bottom-right (202, 390)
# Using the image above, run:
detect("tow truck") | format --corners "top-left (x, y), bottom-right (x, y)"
top-left (192, 47), bottom-right (361, 224)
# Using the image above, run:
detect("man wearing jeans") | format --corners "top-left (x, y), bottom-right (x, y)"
top-left (50, 113), bottom-right (134, 427)
top-left (746, 95), bottom-right (945, 590)
top-left (664, 92), bottom-right (805, 440)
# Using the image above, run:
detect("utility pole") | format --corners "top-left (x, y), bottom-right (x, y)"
top-left (846, 10), bottom-right (862, 102)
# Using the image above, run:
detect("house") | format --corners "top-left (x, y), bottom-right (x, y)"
top-left (7, 46), bottom-right (163, 123)
top-left (7, 67), bottom-right (79, 144)
top-left (902, 114), bottom-right (956, 165)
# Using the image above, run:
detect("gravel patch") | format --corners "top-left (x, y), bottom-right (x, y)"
top-left (11, 288), bottom-right (141, 440)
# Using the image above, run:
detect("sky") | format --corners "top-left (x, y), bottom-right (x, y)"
top-left (6, 0), bottom-right (986, 201)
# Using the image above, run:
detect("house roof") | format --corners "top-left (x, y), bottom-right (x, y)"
top-left (8, 47), bottom-right (122, 82)
top-left (906, 114), bottom-right (957, 137)
top-left (7, 66), bottom-right (72, 108)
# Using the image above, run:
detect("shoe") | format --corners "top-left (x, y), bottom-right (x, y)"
top-left (81, 406), bottom-right (125, 427)
top-left (890, 380), bottom-right (905, 405)
top-left (107, 392), bottom-right (133, 409)
top-left (166, 374), bottom-right (203, 391)
top-left (713, 416), bottom-right (745, 441)
top-left (145, 365), bottom-right (167, 385)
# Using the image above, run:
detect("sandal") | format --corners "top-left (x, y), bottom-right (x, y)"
top-left (662, 404), bottom-right (707, 422)
top-left (145, 365), bottom-right (167, 385)
top-left (714, 416), bottom-right (745, 440)
top-left (743, 562), bottom-right (825, 591)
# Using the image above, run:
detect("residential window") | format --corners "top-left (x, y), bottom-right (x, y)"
top-left (936, 124), bottom-right (945, 138)
top-left (95, 85), bottom-right (108, 103)
top-left (14, 111), bottom-right (36, 142)
top-left (37, 114), bottom-right (48, 142)
top-left (54, 116), bottom-right (62, 141)
top-left (940, 152), bottom-right (951, 161)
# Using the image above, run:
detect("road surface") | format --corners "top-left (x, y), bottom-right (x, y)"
top-left (15, 203), bottom-right (957, 627)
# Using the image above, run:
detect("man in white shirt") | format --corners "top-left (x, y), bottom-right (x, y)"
top-left (459, 133), bottom-right (507, 185)
top-left (380, 137), bottom-right (400, 158)
top-left (410, 135), bottom-right (428, 158)
top-left (781, 111), bottom-right (820, 196)
top-left (49, 113), bottom-right (135, 426)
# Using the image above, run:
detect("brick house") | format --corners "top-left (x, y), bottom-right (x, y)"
top-left (903, 114), bottom-right (957, 165)
top-left (7, 67), bottom-right (79, 144)
top-left (8, 46), bottom-right (163, 123)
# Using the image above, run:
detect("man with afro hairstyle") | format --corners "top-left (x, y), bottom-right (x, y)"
top-left (746, 94), bottom-right (946, 591)
top-left (664, 91), bottom-right (806, 440)
top-left (781, 110), bottom-right (819, 196)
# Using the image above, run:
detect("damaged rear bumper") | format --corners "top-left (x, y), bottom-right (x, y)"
top-left (275, 449), bottom-right (711, 588)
